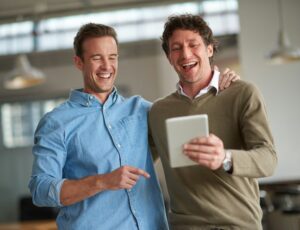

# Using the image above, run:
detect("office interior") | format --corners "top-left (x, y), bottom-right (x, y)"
top-left (0, 0), bottom-right (299, 229)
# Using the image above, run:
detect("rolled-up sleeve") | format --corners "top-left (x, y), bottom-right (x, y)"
top-left (28, 115), bottom-right (67, 207)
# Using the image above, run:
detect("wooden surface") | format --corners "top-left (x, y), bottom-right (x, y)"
top-left (0, 220), bottom-right (57, 230)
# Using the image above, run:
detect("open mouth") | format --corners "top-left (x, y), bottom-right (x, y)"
top-left (97, 73), bottom-right (112, 79)
top-left (182, 61), bottom-right (197, 70)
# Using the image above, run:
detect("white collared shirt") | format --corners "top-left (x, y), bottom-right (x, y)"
top-left (176, 70), bottom-right (220, 99)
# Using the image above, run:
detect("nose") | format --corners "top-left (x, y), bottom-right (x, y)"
top-left (181, 46), bottom-right (192, 59)
top-left (101, 58), bottom-right (110, 70)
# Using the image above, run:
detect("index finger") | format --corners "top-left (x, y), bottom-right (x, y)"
top-left (129, 167), bottom-right (150, 178)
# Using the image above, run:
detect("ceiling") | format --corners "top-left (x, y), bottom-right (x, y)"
top-left (0, 0), bottom-right (187, 23)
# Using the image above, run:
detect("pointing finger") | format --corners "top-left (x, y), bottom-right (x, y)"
top-left (129, 167), bottom-right (150, 178)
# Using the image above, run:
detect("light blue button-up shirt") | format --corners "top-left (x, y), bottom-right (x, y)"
top-left (29, 88), bottom-right (169, 230)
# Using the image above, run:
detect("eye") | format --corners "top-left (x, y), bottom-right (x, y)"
top-left (91, 56), bottom-right (101, 61)
top-left (171, 46), bottom-right (181, 51)
top-left (109, 55), bottom-right (118, 61)
top-left (190, 43), bottom-right (199, 48)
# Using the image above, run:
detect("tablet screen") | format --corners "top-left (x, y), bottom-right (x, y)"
top-left (165, 114), bottom-right (209, 168)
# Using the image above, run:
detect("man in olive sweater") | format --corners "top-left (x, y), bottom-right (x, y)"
top-left (149, 14), bottom-right (277, 230)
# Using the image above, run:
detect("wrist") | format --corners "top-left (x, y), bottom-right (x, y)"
top-left (95, 174), bottom-right (107, 192)
top-left (222, 150), bottom-right (233, 173)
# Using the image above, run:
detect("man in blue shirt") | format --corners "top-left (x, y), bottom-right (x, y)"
top-left (29, 23), bottom-right (168, 230)
top-left (29, 23), bottom-right (238, 229)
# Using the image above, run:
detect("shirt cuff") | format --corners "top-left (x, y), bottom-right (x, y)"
top-left (49, 178), bottom-right (66, 207)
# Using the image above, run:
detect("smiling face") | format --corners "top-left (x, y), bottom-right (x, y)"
top-left (74, 36), bottom-right (118, 103)
top-left (167, 29), bottom-right (213, 96)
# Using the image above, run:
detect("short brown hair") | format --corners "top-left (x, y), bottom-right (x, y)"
top-left (161, 14), bottom-right (218, 65)
top-left (73, 23), bottom-right (118, 59)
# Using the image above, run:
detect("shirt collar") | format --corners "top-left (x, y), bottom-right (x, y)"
top-left (176, 70), bottom-right (220, 99)
top-left (69, 87), bottom-right (118, 107)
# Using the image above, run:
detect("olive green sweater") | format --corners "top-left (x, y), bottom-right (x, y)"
top-left (149, 80), bottom-right (277, 230)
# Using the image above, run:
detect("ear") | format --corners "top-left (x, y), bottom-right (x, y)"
top-left (207, 44), bottom-right (214, 58)
top-left (73, 55), bottom-right (83, 71)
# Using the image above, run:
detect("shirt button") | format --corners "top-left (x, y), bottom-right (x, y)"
top-left (128, 189), bottom-right (131, 192)
top-left (86, 102), bottom-right (89, 106)
top-left (108, 125), bottom-right (112, 129)
top-left (117, 144), bottom-right (121, 148)
top-left (89, 96), bottom-right (93, 100)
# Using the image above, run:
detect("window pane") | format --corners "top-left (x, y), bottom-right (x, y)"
top-left (205, 12), bottom-right (239, 36)
top-left (0, 21), bottom-right (33, 38)
top-left (1, 98), bottom-right (65, 148)
top-left (203, 0), bottom-right (238, 13)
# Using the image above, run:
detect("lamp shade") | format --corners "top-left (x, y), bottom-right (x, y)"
top-left (4, 54), bottom-right (46, 90)
top-left (267, 29), bottom-right (300, 64)
top-left (266, 0), bottom-right (300, 64)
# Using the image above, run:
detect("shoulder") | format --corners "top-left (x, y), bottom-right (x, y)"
top-left (149, 92), bottom-right (178, 119)
top-left (36, 100), bottom-right (74, 129)
top-left (237, 80), bottom-right (262, 98)
top-left (223, 80), bottom-right (256, 91)
top-left (44, 101), bottom-right (71, 119)
top-left (236, 80), bottom-right (259, 91)
top-left (151, 93), bottom-right (177, 110)
top-left (220, 80), bottom-right (262, 99)
top-left (221, 80), bottom-right (266, 114)
top-left (120, 95), bottom-right (152, 114)
top-left (124, 95), bottom-right (151, 106)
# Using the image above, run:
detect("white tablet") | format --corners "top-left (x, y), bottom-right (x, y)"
top-left (165, 114), bottom-right (209, 168)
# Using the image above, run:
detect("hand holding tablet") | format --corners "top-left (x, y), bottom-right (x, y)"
top-left (165, 114), bottom-right (209, 168)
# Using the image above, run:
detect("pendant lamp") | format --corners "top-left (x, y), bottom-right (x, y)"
top-left (266, 0), bottom-right (300, 64)
top-left (4, 54), bottom-right (46, 90)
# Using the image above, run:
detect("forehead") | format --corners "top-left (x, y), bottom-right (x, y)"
top-left (82, 36), bottom-right (118, 54)
top-left (169, 29), bottom-right (204, 44)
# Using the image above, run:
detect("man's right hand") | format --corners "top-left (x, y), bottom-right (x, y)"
top-left (100, 165), bottom-right (150, 190)
top-left (60, 165), bottom-right (150, 206)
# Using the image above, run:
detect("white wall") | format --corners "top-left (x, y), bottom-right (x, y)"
top-left (238, 0), bottom-right (300, 182)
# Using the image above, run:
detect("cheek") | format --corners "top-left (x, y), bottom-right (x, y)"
top-left (113, 63), bottom-right (118, 72)
top-left (88, 64), bottom-right (98, 73)
top-left (84, 66), bottom-right (96, 78)
top-left (168, 55), bottom-right (177, 67)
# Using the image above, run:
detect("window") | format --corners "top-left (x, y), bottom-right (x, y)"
top-left (1, 98), bottom-right (65, 148)
top-left (0, 0), bottom-right (239, 55)
top-left (0, 21), bottom-right (34, 55)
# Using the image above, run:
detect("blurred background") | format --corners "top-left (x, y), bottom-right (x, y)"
top-left (0, 0), bottom-right (299, 229)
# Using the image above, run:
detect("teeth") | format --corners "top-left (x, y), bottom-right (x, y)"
top-left (97, 73), bottom-right (111, 79)
top-left (182, 62), bottom-right (196, 68)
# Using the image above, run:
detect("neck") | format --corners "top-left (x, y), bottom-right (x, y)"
top-left (83, 89), bottom-right (111, 104)
top-left (181, 71), bottom-right (213, 98)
